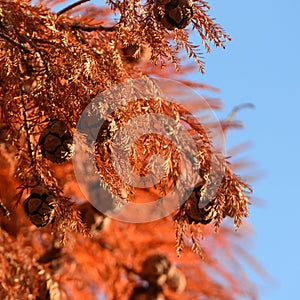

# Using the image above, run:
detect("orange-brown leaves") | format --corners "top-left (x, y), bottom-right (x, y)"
top-left (174, 161), bottom-right (252, 255)
top-left (94, 97), bottom-right (211, 205)
top-left (0, 227), bottom-right (57, 299)
top-left (0, 1), bottom-right (257, 299)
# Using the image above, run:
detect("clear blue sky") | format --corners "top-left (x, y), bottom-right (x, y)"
top-left (51, 1), bottom-right (299, 298)
top-left (196, 1), bottom-right (300, 299)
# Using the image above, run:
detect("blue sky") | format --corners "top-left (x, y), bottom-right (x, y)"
top-left (196, 1), bottom-right (300, 299)
top-left (51, 0), bottom-right (299, 298)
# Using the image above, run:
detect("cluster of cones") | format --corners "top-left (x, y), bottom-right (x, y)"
top-left (130, 254), bottom-right (186, 300)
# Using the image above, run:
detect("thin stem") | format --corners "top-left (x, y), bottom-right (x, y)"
top-left (226, 103), bottom-right (255, 122)
top-left (22, 104), bottom-right (35, 164)
top-left (19, 85), bottom-right (38, 175)
top-left (0, 199), bottom-right (10, 218)
top-left (71, 23), bottom-right (118, 32)
top-left (0, 32), bottom-right (31, 53)
top-left (57, 0), bottom-right (90, 17)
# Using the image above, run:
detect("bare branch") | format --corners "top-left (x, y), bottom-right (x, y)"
top-left (71, 23), bottom-right (117, 32)
top-left (227, 103), bottom-right (255, 122)
top-left (57, 0), bottom-right (90, 17)
top-left (0, 32), bottom-right (31, 53)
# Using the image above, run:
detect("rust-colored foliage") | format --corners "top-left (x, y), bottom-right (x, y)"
top-left (0, 0), bottom-right (258, 299)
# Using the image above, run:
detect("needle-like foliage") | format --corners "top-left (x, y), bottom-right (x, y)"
top-left (0, 1), bottom-right (258, 299)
